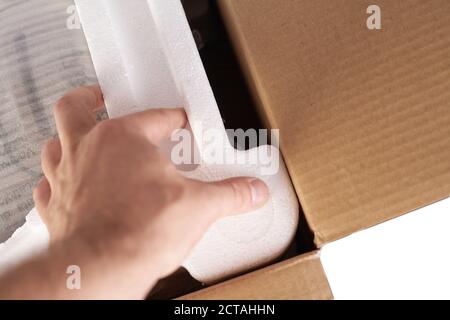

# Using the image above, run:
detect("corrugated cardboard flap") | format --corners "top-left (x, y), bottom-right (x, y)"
top-left (218, 0), bottom-right (450, 246)
top-left (179, 251), bottom-right (332, 300)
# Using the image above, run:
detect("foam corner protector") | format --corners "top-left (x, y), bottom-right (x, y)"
top-left (0, 0), bottom-right (299, 283)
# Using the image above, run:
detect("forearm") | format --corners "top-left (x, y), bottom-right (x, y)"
top-left (0, 233), bottom-right (160, 300)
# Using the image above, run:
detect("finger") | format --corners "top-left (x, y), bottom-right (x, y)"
top-left (53, 85), bottom-right (104, 146)
top-left (41, 138), bottom-right (62, 180)
top-left (191, 177), bottom-right (270, 220)
top-left (33, 176), bottom-right (51, 222)
top-left (120, 108), bottom-right (187, 145)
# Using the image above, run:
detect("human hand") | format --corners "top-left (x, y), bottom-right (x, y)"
top-left (32, 85), bottom-right (269, 298)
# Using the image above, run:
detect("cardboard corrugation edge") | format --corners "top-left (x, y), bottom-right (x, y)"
top-left (217, 0), bottom-right (450, 247)
top-left (178, 251), bottom-right (333, 300)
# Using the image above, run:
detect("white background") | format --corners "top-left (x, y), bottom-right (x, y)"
top-left (321, 196), bottom-right (450, 299)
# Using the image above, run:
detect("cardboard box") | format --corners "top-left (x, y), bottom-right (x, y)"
top-left (181, 251), bottom-right (332, 300)
top-left (177, 0), bottom-right (450, 299)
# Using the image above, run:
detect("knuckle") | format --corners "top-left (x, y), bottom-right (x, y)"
top-left (160, 157), bottom-right (178, 175)
top-left (96, 118), bottom-right (117, 131)
top-left (53, 96), bottom-right (72, 114)
top-left (41, 139), bottom-right (58, 167)
top-left (169, 183), bottom-right (187, 202)
top-left (155, 108), bottom-right (170, 119)
top-left (159, 181), bottom-right (188, 208)
top-left (32, 186), bottom-right (39, 201)
top-left (227, 180), bottom-right (248, 209)
top-left (154, 109), bottom-right (177, 127)
top-left (41, 140), bottom-right (52, 158)
top-left (32, 180), bottom-right (47, 202)
top-left (94, 119), bottom-right (122, 139)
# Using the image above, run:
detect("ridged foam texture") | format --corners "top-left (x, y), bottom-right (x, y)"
top-left (0, 0), bottom-right (299, 283)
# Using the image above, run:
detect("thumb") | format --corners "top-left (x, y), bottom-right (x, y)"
top-left (194, 177), bottom-right (270, 218)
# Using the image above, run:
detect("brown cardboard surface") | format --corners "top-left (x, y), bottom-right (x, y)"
top-left (218, 0), bottom-right (450, 246)
top-left (179, 251), bottom-right (332, 300)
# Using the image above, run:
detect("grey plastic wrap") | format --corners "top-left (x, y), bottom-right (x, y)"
top-left (0, 0), bottom-right (97, 242)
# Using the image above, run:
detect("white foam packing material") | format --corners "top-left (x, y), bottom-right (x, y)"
top-left (0, 0), bottom-right (299, 283)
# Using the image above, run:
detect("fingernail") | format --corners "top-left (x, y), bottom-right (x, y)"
top-left (249, 178), bottom-right (269, 206)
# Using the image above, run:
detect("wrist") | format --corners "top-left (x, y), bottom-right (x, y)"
top-left (50, 226), bottom-right (161, 299)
